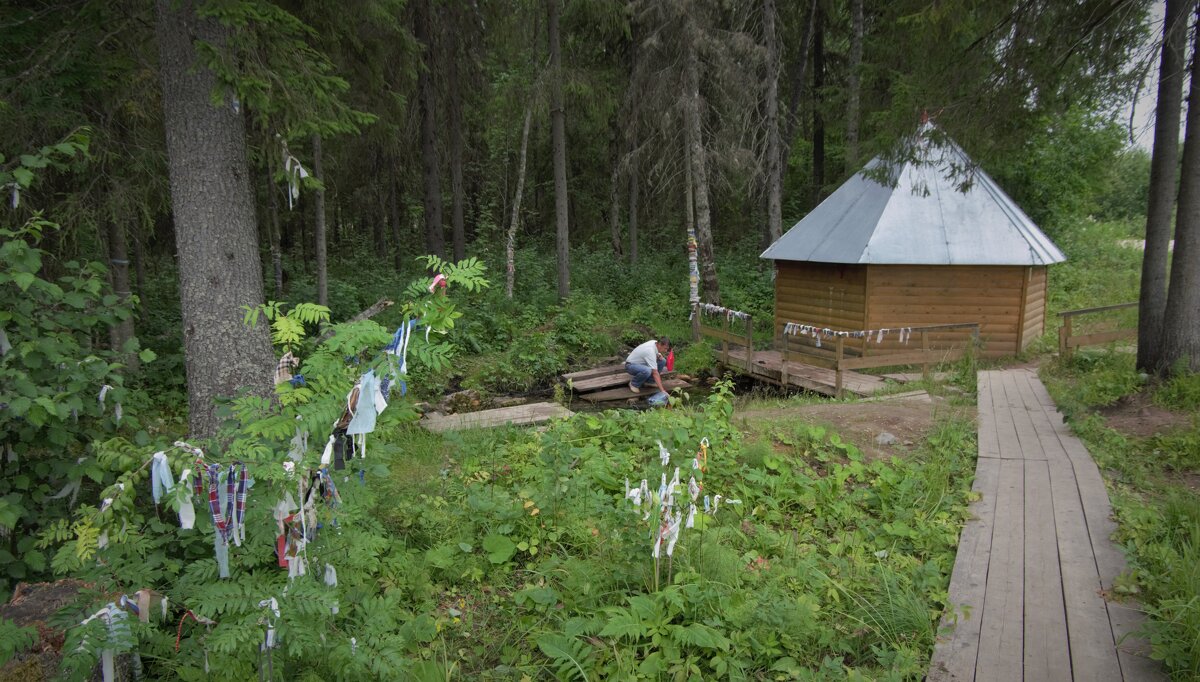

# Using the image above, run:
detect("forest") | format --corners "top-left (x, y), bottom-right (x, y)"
top-left (2, 0), bottom-right (1199, 679)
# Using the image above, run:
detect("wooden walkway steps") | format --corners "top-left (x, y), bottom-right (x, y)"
top-left (928, 369), bottom-right (1161, 682)
top-left (562, 364), bottom-right (692, 402)
top-left (420, 402), bottom-right (573, 433)
top-left (724, 348), bottom-right (889, 397)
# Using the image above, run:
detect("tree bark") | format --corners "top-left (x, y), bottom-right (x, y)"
top-left (608, 142), bottom-right (624, 258)
top-left (811, 4), bottom-right (825, 204)
top-left (155, 0), bottom-right (275, 438)
top-left (389, 176), bottom-right (404, 271)
top-left (312, 134), bottom-right (328, 307)
top-left (132, 229), bottom-right (147, 318)
top-left (506, 107), bottom-right (533, 299)
top-left (449, 71), bottom-right (467, 261)
top-left (548, 0), bottom-right (570, 300)
top-left (845, 0), bottom-right (863, 169)
top-left (783, 0), bottom-right (817, 154)
top-left (1159, 4), bottom-right (1200, 374)
top-left (266, 165), bottom-right (284, 300)
top-left (763, 0), bottom-right (783, 247)
top-left (416, 0), bottom-right (445, 258)
top-left (1138, 0), bottom-right (1189, 372)
top-left (105, 220), bottom-right (139, 372)
top-left (684, 24), bottom-right (721, 304)
top-left (628, 144), bottom-right (639, 264)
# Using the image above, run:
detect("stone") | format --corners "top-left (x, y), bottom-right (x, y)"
top-left (875, 431), bottom-right (899, 446)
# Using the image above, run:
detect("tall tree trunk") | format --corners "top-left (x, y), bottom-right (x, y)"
top-left (628, 144), bottom-right (639, 264)
top-left (132, 230), bottom-right (147, 318)
top-left (548, 0), bottom-right (570, 300)
top-left (811, 4), bottom-right (825, 204)
top-left (684, 26), bottom-right (721, 304)
top-left (449, 74), bottom-right (467, 261)
top-left (1160, 5), bottom-right (1200, 374)
top-left (105, 220), bottom-right (139, 372)
top-left (1138, 0), bottom-right (1189, 372)
top-left (155, 0), bottom-right (274, 438)
top-left (845, 0), bottom-right (863, 169)
top-left (763, 0), bottom-right (783, 247)
top-left (266, 165), bottom-right (283, 299)
top-left (312, 134), bottom-right (328, 307)
top-left (608, 142), bottom-right (624, 258)
top-left (506, 107), bottom-right (533, 299)
top-left (783, 0), bottom-right (818, 153)
top-left (416, 0), bottom-right (445, 258)
top-left (389, 176), bottom-right (404, 271)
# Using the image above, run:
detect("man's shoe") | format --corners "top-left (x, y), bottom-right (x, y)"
top-left (628, 381), bottom-right (641, 393)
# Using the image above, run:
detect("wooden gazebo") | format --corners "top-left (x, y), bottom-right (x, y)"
top-left (761, 127), bottom-right (1064, 358)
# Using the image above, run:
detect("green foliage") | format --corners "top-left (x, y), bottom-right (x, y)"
top-left (0, 618), bottom-right (37, 667)
top-left (1042, 364), bottom-right (1200, 679)
top-left (0, 206), bottom-right (144, 593)
top-left (1155, 371), bottom-right (1200, 412)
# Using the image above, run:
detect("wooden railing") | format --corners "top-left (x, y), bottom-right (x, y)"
top-left (1057, 302), bottom-right (1138, 358)
top-left (692, 305), bottom-right (754, 367)
top-left (780, 322), bottom-right (981, 396)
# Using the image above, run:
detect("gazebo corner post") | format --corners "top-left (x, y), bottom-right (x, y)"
top-left (835, 335), bottom-right (845, 398)
top-left (780, 328), bottom-right (790, 388)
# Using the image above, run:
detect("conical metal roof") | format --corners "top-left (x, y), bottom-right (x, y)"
top-left (761, 129), bottom-right (1066, 266)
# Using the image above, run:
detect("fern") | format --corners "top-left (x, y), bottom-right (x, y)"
top-left (535, 632), bottom-right (593, 681)
top-left (0, 618), bottom-right (37, 666)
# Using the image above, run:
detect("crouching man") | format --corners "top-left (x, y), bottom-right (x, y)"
top-left (625, 337), bottom-right (671, 394)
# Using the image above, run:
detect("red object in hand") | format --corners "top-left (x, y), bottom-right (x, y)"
top-left (666, 350), bottom-right (675, 372)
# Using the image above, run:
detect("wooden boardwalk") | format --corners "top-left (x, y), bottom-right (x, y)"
top-left (928, 369), bottom-right (1161, 681)
top-left (725, 348), bottom-right (889, 397)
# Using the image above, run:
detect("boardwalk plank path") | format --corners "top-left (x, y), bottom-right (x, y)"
top-left (928, 369), bottom-right (1162, 682)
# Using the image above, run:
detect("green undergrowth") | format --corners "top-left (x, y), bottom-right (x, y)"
top-left (1041, 353), bottom-right (1200, 679)
top-left (371, 383), bottom-right (978, 679)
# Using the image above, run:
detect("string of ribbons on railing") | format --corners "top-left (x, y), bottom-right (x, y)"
top-left (782, 322), bottom-right (915, 348)
top-left (691, 302), bottom-right (751, 322)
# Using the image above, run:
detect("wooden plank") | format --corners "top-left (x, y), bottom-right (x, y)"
top-left (1046, 456), bottom-right (1122, 682)
top-left (1107, 603), bottom-right (1166, 681)
top-left (421, 402), bottom-right (573, 432)
top-left (577, 378), bottom-right (689, 402)
top-left (561, 363), bottom-right (624, 381)
top-left (990, 370), bottom-right (1022, 460)
top-left (838, 348), bottom-right (964, 371)
top-left (1019, 370), bottom-right (1125, 592)
top-left (977, 372), bottom-right (1002, 460)
top-left (1059, 302), bottom-right (1138, 318)
top-left (973, 457), bottom-right (1025, 682)
top-left (569, 370), bottom-right (675, 393)
top-left (1016, 267), bottom-right (1030, 352)
top-left (1023, 458), bottom-right (1072, 681)
top-left (1001, 370), bottom-right (1046, 461)
top-left (929, 456), bottom-right (1002, 682)
top-left (1067, 330), bottom-right (1137, 348)
top-left (697, 326), bottom-right (752, 345)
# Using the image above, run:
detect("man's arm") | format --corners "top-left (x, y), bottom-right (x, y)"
top-left (651, 368), bottom-right (666, 393)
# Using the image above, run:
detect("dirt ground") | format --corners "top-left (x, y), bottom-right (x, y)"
top-left (1097, 391), bottom-right (1195, 438)
top-left (734, 394), bottom-right (959, 460)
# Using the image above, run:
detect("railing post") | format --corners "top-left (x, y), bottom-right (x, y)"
top-left (721, 315), bottom-right (729, 366)
top-left (1060, 315), bottom-right (1072, 359)
top-left (691, 304), bottom-right (701, 342)
top-left (835, 336), bottom-right (845, 398)
top-left (921, 330), bottom-right (930, 380)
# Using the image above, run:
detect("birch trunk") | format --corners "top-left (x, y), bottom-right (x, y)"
top-left (506, 107), bottom-right (533, 299)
